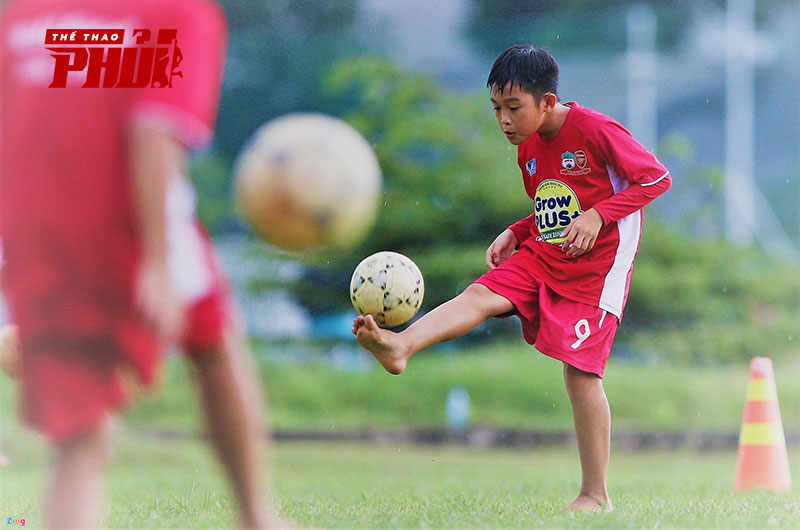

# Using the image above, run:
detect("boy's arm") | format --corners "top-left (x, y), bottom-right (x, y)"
top-left (592, 175), bottom-right (671, 225)
top-left (486, 228), bottom-right (518, 269)
top-left (593, 120), bottom-right (672, 224)
top-left (560, 176), bottom-right (670, 258)
top-left (561, 120), bottom-right (671, 258)
top-left (123, 2), bottom-right (226, 343)
top-left (128, 124), bottom-right (186, 342)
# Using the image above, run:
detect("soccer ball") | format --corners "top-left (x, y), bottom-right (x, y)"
top-left (234, 113), bottom-right (382, 251)
top-left (350, 251), bottom-right (424, 327)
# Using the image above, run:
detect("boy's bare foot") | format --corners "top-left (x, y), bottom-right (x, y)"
top-left (563, 494), bottom-right (613, 513)
top-left (352, 314), bottom-right (409, 375)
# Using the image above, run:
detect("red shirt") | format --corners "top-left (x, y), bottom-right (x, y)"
top-left (0, 0), bottom-right (226, 338)
top-left (508, 103), bottom-right (671, 317)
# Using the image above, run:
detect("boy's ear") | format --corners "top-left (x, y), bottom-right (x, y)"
top-left (543, 92), bottom-right (558, 111)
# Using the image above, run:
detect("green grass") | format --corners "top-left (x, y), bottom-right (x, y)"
top-left (1, 425), bottom-right (798, 528)
top-left (116, 341), bottom-right (800, 433)
top-left (1, 343), bottom-right (798, 527)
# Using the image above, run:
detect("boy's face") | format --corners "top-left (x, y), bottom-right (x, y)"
top-left (490, 83), bottom-right (547, 145)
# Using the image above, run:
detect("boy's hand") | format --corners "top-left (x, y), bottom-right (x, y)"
top-left (560, 208), bottom-right (603, 258)
top-left (0, 325), bottom-right (19, 379)
top-left (486, 229), bottom-right (518, 269)
top-left (134, 256), bottom-right (185, 343)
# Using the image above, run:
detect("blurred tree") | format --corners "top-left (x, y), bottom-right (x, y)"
top-left (624, 223), bottom-right (799, 365)
top-left (215, 0), bottom-right (360, 160)
top-left (189, 151), bottom-right (239, 232)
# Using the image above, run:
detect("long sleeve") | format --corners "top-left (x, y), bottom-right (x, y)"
top-left (590, 118), bottom-right (671, 223)
top-left (508, 212), bottom-right (536, 246)
top-left (593, 173), bottom-right (671, 224)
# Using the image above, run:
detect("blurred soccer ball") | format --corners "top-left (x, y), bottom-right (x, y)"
top-left (234, 113), bottom-right (382, 251)
top-left (350, 251), bottom-right (424, 327)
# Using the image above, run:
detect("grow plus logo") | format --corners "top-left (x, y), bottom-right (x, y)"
top-left (45, 28), bottom-right (182, 88)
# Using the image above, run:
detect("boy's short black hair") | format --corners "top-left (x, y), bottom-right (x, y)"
top-left (487, 45), bottom-right (559, 100)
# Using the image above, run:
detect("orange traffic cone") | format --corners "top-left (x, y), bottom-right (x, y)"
top-left (733, 357), bottom-right (792, 491)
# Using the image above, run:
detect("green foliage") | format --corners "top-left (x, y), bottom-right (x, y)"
top-left (324, 56), bottom-right (527, 246)
top-left (214, 0), bottom-right (360, 159)
top-left (189, 151), bottom-right (237, 234)
top-left (412, 244), bottom-right (491, 304)
top-left (624, 222), bottom-right (800, 364)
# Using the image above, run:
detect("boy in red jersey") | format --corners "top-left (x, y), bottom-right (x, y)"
top-left (354, 44), bottom-right (671, 512)
top-left (0, 0), bottom-right (278, 527)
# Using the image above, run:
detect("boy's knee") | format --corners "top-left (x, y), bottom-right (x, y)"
top-left (187, 321), bottom-right (243, 366)
top-left (463, 283), bottom-right (513, 316)
top-left (564, 363), bottom-right (600, 379)
top-left (188, 327), bottom-right (254, 381)
top-left (55, 418), bottom-right (114, 460)
top-left (188, 346), bottom-right (232, 378)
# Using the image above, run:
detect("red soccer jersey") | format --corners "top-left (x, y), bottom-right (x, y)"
top-left (507, 103), bottom-right (671, 318)
top-left (0, 0), bottom-right (226, 338)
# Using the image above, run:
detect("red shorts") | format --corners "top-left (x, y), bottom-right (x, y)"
top-left (17, 224), bottom-right (232, 444)
top-left (475, 260), bottom-right (618, 378)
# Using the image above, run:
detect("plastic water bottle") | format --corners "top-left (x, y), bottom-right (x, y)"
top-left (445, 385), bottom-right (470, 431)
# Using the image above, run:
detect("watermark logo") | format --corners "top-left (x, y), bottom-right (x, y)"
top-left (6, 517), bottom-right (25, 527)
top-left (45, 28), bottom-right (182, 88)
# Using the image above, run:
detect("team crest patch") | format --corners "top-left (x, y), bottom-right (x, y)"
top-left (561, 151), bottom-right (576, 170)
top-left (525, 158), bottom-right (536, 176)
top-left (560, 149), bottom-right (591, 176)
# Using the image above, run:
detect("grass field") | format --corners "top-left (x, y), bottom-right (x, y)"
top-left (1, 425), bottom-right (798, 529)
top-left (2, 344), bottom-right (798, 528)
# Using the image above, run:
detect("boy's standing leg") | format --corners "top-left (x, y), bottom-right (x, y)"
top-left (45, 421), bottom-right (113, 529)
top-left (563, 364), bottom-right (613, 512)
top-left (188, 321), bottom-right (274, 528)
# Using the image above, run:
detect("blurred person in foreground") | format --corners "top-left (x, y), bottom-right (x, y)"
top-left (354, 45), bottom-right (671, 512)
top-left (0, 0), bottom-right (280, 527)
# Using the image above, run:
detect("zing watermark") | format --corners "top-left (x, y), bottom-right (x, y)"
top-left (6, 518), bottom-right (25, 527)
top-left (45, 28), bottom-right (182, 88)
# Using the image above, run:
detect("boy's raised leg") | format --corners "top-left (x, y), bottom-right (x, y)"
top-left (562, 363), bottom-right (613, 512)
top-left (353, 283), bottom-right (513, 374)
